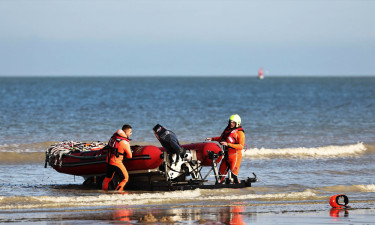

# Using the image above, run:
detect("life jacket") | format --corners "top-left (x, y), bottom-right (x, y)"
top-left (220, 126), bottom-right (245, 149)
top-left (106, 132), bottom-right (129, 164)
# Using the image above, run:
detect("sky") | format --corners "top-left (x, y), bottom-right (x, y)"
top-left (0, 0), bottom-right (374, 76)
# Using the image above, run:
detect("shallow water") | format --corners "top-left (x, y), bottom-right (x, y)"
top-left (1, 143), bottom-right (374, 213)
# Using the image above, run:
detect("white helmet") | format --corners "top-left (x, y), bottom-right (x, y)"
top-left (229, 114), bottom-right (241, 127)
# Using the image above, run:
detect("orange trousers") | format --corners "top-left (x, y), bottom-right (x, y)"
top-left (102, 163), bottom-right (129, 191)
top-left (219, 150), bottom-right (242, 183)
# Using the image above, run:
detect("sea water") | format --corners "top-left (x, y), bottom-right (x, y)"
top-left (0, 76), bottom-right (374, 224)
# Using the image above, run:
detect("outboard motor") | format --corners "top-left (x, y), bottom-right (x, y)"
top-left (153, 124), bottom-right (186, 162)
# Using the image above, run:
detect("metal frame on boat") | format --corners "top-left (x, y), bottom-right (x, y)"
top-left (118, 149), bottom-right (257, 191)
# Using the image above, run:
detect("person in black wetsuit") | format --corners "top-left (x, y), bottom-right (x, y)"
top-left (153, 124), bottom-right (186, 163)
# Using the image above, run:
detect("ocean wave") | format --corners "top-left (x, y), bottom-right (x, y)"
top-left (200, 189), bottom-right (317, 201)
top-left (243, 143), bottom-right (368, 159)
top-left (0, 142), bottom-right (370, 164)
top-left (0, 141), bottom-right (159, 153)
top-left (1, 184), bottom-right (374, 210)
top-left (319, 184), bottom-right (375, 193)
top-left (0, 142), bottom-right (56, 153)
top-left (0, 188), bottom-right (319, 210)
top-left (0, 189), bottom-right (201, 209)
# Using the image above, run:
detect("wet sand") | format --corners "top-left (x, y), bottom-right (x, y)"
top-left (2, 203), bottom-right (374, 224)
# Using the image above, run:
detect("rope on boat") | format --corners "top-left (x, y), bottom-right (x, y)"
top-left (45, 141), bottom-right (153, 168)
top-left (45, 141), bottom-right (107, 168)
top-left (62, 154), bottom-right (106, 160)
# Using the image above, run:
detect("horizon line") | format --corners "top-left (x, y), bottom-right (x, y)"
top-left (1, 74), bottom-right (375, 78)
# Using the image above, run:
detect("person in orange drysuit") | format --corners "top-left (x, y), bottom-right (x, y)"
top-left (206, 114), bottom-right (245, 184)
top-left (102, 124), bottom-right (133, 191)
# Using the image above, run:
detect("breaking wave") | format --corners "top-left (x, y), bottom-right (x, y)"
top-left (0, 141), bottom-right (157, 153)
top-left (0, 142), bottom-right (56, 153)
top-left (0, 189), bottom-right (317, 210)
top-left (1, 184), bottom-right (374, 210)
top-left (319, 184), bottom-right (375, 193)
top-left (0, 142), bottom-right (371, 164)
top-left (243, 143), bottom-right (368, 159)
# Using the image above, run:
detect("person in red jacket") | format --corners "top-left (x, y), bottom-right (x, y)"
top-left (206, 114), bottom-right (245, 184)
top-left (102, 124), bottom-right (133, 191)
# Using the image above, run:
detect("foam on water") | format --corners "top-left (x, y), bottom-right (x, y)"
top-left (0, 142), bottom-right (370, 164)
top-left (0, 188), bottom-right (337, 210)
top-left (0, 142), bottom-right (56, 153)
top-left (1, 183), bottom-right (374, 210)
top-left (0, 189), bottom-right (202, 209)
top-left (319, 184), bottom-right (375, 193)
top-left (243, 143), bottom-right (367, 159)
top-left (0, 141), bottom-right (156, 153)
top-left (201, 189), bottom-right (317, 201)
top-left (0, 190), bottom-right (315, 210)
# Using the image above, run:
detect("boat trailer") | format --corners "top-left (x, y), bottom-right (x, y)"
top-left (91, 148), bottom-right (257, 191)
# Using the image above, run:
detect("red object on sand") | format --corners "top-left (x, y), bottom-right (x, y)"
top-left (329, 194), bottom-right (349, 208)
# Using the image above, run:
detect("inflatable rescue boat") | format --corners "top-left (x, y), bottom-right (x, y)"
top-left (45, 125), bottom-right (257, 191)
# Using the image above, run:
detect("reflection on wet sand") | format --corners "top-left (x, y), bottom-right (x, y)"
top-left (329, 208), bottom-right (349, 218)
top-left (220, 205), bottom-right (246, 225)
top-left (112, 208), bottom-right (132, 222)
top-left (108, 204), bottom-right (249, 224)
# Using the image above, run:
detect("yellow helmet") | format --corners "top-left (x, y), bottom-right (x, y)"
top-left (229, 114), bottom-right (241, 127)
